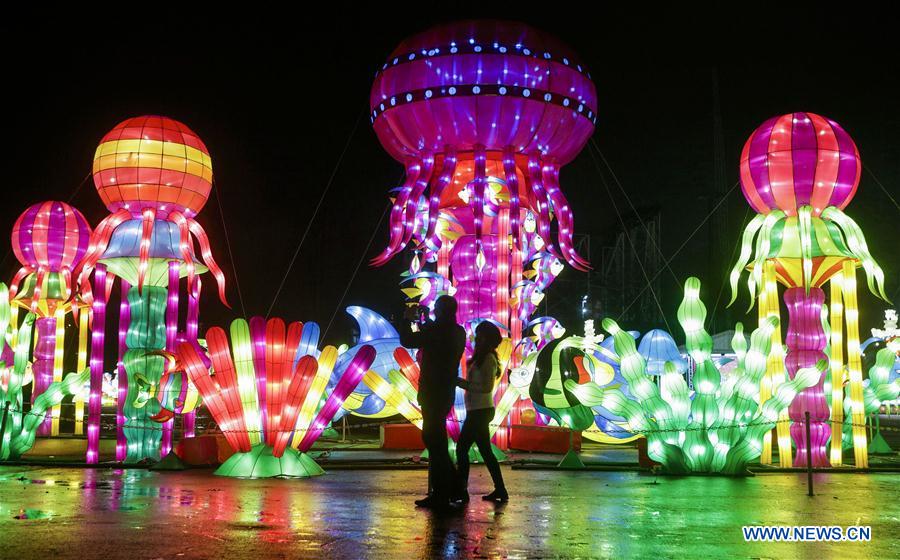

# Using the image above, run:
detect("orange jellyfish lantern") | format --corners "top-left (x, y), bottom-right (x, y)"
top-left (78, 115), bottom-right (228, 464)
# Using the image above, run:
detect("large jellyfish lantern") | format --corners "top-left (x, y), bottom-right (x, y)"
top-left (77, 115), bottom-right (228, 464)
top-left (369, 21), bottom-right (598, 430)
top-left (729, 112), bottom-right (888, 468)
top-left (9, 201), bottom-right (91, 436)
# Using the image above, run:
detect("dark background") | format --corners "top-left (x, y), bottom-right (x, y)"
top-left (2, 5), bottom-right (898, 346)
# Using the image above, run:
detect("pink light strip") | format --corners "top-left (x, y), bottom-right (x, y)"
top-left (160, 261), bottom-right (180, 456)
top-left (116, 279), bottom-right (130, 462)
top-left (86, 264), bottom-right (108, 464)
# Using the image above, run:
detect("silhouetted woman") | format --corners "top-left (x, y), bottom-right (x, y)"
top-left (455, 321), bottom-right (507, 502)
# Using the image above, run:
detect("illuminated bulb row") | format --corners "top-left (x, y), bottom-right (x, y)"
top-left (378, 40), bottom-right (591, 76)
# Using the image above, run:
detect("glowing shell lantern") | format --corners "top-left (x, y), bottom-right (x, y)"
top-left (729, 112), bottom-right (888, 468)
top-left (370, 21), bottom-right (598, 431)
top-left (178, 317), bottom-right (376, 478)
top-left (77, 115), bottom-right (228, 464)
top-left (9, 201), bottom-right (91, 436)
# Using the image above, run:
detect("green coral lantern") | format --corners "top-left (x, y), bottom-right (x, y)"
top-left (566, 277), bottom-right (824, 475)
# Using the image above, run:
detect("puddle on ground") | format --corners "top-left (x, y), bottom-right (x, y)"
top-left (13, 509), bottom-right (52, 520)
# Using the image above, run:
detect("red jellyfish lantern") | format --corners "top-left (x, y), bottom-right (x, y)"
top-left (77, 115), bottom-right (229, 464)
top-left (369, 21), bottom-right (597, 434)
top-left (10, 201), bottom-right (91, 436)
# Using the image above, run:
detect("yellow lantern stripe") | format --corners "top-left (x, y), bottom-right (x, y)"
top-left (829, 272), bottom-right (845, 466)
top-left (758, 263), bottom-right (772, 465)
top-left (362, 370), bottom-right (422, 429)
top-left (94, 140), bottom-right (210, 164)
top-left (841, 260), bottom-right (868, 468)
top-left (74, 309), bottom-right (89, 435)
top-left (50, 308), bottom-right (66, 436)
top-left (763, 260), bottom-right (791, 467)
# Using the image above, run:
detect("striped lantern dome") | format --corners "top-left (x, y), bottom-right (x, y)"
top-left (739, 112), bottom-right (861, 217)
top-left (92, 115), bottom-right (213, 219)
top-left (11, 201), bottom-right (91, 273)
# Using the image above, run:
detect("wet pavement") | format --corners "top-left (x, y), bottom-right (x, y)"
top-left (0, 464), bottom-right (897, 559)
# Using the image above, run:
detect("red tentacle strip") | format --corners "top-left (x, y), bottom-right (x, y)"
top-left (272, 355), bottom-right (319, 457)
top-left (542, 163), bottom-right (590, 270)
top-left (401, 153), bottom-right (435, 249)
top-left (179, 340), bottom-right (244, 453)
top-left (502, 146), bottom-right (521, 247)
top-left (371, 160), bottom-right (422, 266)
top-left (419, 148), bottom-right (457, 252)
top-left (9, 266), bottom-right (33, 299)
top-left (264, 318), bottom-right (286, 444)
top-left (187, 218), bottom-right (229, 308)
top-left (206, 326), bottom-right (251, 452)
top-left (77, 209), bottom-right (131, 304)
top-left (526, 153), bottom-right (560, 260)
top-left (472, 145), bottom-right (487, 244)
top-left (393, 347), bottom-right (420, 390)
top-left (280, 320), bottom-right (305, 434)
top-left (168, 211), bottom-right (196, 293)
top-left (31, 268), bottom-right (46, 313)
top-left (137, 207), bottom-right (156, 294)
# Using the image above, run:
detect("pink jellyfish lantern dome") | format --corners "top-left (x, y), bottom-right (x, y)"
top-left (9, 200), bottom-right (91, 435)
top-left (370, 20), bottom-right (597, 352)
top-left (739, 112), bottom-right (861, 217)
top-left (10, 201), bottom-right (91, 310)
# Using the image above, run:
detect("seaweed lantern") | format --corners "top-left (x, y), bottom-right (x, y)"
top-left (0, 283), bottom-right (90, 460)
top-left (77, 115), bottom-right (229, 464)
top-left (729, 112), bottom-right (889, 468)
top-left (565, 278), bottom-right (824, 475)
top-left (9, 201), bottom-right (91, 436)
top-left (370, 21), bottom-right (598, 429)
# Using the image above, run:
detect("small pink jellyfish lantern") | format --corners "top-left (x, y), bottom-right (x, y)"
top-left (9, 200), bottom-right (92, 435)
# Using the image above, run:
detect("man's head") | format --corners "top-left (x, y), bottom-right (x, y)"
top-left (433, 295), bottom-right (458, 323)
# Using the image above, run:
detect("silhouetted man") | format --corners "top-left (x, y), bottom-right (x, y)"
top-left (398, 295), bottom-right (466, 510)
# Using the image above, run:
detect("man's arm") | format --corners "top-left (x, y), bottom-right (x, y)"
top-left (397, 318), bottom-right (434, 349)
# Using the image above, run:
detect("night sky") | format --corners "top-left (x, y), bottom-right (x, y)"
top-left (2, 7), bottom-right (898, 346)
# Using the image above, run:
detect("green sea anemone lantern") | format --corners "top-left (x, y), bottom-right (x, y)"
top-left (565, 277), bottom-right (824, 475)
top-left (0, 283), bottom-right (89, 460)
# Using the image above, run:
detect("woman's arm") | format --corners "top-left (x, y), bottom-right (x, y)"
top-left (466, 355), bottom-right (498, 393)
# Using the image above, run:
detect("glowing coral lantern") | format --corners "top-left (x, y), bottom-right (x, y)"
top-left (567, 278), bottom-right (824, 475)
top-left (9, 201), bottom-right (91, 436)
top-left (178, 317), bottom-right (375, 478)
top-left (730, 112), bottom-right (888, 468)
